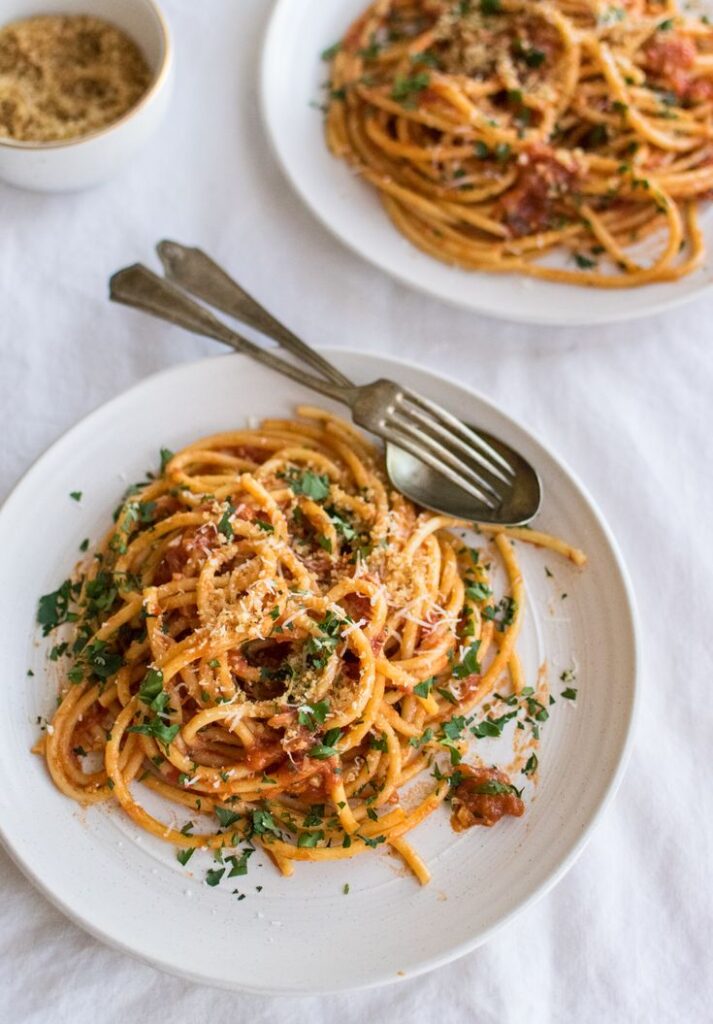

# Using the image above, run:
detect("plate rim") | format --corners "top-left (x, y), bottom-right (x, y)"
top-left (259, 0), bottom-right (713, 328)
top-left (0, 349), bottom-right (640, 993)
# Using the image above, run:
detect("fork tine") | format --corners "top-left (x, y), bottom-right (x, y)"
top-left (380, 421), bottom-right (500, 509)
top-left (391, 409), bottom-right (502, 502)
top-left (400, 390), bottom-right (515, 479)
top-left (395, 399), bottom-right (511, 489)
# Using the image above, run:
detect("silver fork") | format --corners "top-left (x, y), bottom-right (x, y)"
top-left (109, 251), bottom-right (540, 523)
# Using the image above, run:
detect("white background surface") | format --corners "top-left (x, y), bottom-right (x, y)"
top-left (0, 1), bottom-right (710, 1021)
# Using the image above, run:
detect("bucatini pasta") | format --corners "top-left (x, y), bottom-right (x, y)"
top-left (35, 408), bottom-right (585, 885)
top-left (324, 0), bottom-right (713, 286)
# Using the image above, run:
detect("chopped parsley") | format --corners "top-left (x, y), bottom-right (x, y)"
top-left (360, 834), bottom-right (386, 849)
top-left (137, 501), bottom-right (156, 523)
top-left (138, 667), bottom-right (164, 706)
top-left (85, 640), bottom-right (122, 680)
top-left (298, 700), bottom-right (329, 729)
top-left (321, 41), bottom-right (341, 61)
top-left (521, 47), bottom-right (546, 68)
top-left (303, 805), bottom-right (325, 827)
top-left (251, 808), bottom-right (282, 838)
top-left (297, 830), bottom-right (324, 848)
top-left (309, 727), bottom-right (341, 760)
top-left (436, 686), bottom-right (458, 704)
top-left (325, 506), bottom-right (357, 543)
top-left (410, 50), bottom-right (441, 69)
top-left (471, 710), bottom-right (517, 738)
top-left (482, 597), bottom-right (517, 631)
top-left (84, 572), bottom-right (118, 616)
top-left (282, 468), bottom-right (330, 500)
top-left (409, 727), bottom-right (433, 749)
top-left (128, 668), bottom-right (180, 745)
top-left (128, 716), bottom-right (179, 746)
top-left (440, 739), bottom-right (463, 765)
top-left (473, 778), bottom-right (522, 797)
top-left (359, 36), bottom-right (381, 60)
top-left (215, 806), bottom-right (242, 829)
top-left (305, 610), bottom-right (348, 670)
top-left (442, 716), bottom-right (467, 741)
top-left (217, 502), bottom-right (235, 540)
top-left (413, 676), bottom-right (435, 698)
top-left (391, 72), bottom-right (430, 107)
top-left (226, 849), bottom-right (253, 876)
top-left (69, 491), bottom-right (82, 502)
top-left (159, 447), bottom-right (174, 474)
top-left (453, 640), bottom-right (481, 679)
top-left (525, 695), bottom-right (550, 723)
top-left (37, 580), bottom-right (78, 635)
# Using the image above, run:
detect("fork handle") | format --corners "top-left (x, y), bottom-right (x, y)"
top-left (109, 264), bottom-right (355, 405)
top-left (156, 240), bottom-right (353, 389)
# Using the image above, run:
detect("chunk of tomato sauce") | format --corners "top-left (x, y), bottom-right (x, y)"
top-left (642, 35), bottom-right (713, 103)
top-left (644, 35), bottom-right (697, 79)
top-left (450, 764), bottom-right (525, 831)
top-left (154, 522), bottom-right (220, 583)
top-left (499, 144), bottom-right (579, 238)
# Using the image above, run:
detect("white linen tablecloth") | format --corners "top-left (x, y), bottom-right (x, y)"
top-left (1, 2), bottom-right (711, 1021)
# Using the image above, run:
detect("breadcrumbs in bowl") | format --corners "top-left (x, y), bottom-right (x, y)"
top-left (0, 0), bottom-right (172, 192)
top-left (0, 14), bottom-right (153, 143)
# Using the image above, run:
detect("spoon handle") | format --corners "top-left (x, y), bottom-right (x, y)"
top-left (156, 240), bottom-right (353, 389)
top-left (109, 264), bottom-right (354, 405)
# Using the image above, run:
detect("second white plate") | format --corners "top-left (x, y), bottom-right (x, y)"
top-left (261, 0), bottom-right (713, 326)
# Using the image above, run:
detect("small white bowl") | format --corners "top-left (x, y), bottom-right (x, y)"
top-left (0, 0), bottom-right (173, 191)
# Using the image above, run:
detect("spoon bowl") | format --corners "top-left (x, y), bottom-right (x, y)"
top-left (387, 428), bottom-right (541, 525)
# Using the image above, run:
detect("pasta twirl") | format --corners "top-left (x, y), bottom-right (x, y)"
top-left (35, 409), bottom-right (585, 884)
top-left (324, 0), bottom-right (713, 286)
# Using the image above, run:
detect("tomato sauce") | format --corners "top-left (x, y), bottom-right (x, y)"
top-left (155, 522), bottom-right (220, 583)
top-left (499, 144), bottom-right (579, 237)
top-left (450, 764), bottom-right (525, 830)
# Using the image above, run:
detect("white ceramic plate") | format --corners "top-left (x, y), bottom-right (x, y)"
top-left (261, 0), bottom-right (713, 325)
top-left (0, 351), bottom-right (637, 993)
